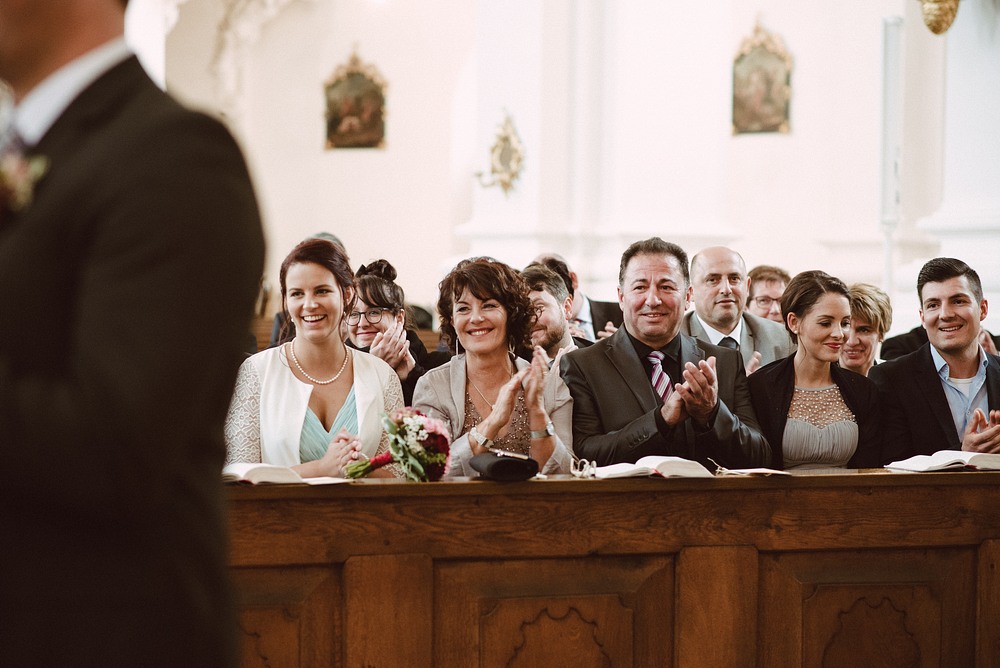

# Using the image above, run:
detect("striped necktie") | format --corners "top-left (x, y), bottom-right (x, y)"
top-left (647, 351), bottom-right (672, 402)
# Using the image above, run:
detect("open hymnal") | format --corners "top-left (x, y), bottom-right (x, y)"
top-left (886, 450), bottom-right (1000, 473)
top-left (222, 462), bottom-right (348, 485)
top-left (594, 455), bottom-right (714, 479)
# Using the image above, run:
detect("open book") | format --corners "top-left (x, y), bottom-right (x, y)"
top-left (222, 462), bottom-right (348, 485)
top-left (594, 455), bottom-right (713, 479)
top-left (886, 450), bottom-right (1000, 472)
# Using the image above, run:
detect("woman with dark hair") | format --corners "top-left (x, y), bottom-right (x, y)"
top-left (347, 259), bottom-right (439, 404)
top-left (225, 238), bottom-right (403, 477)
top-left (412, 257), bottom-right (573, 476)
top-left (748, 270), bottom-right (881, 469)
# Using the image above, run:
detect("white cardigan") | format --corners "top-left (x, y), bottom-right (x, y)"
top-left (225, 345), bottom-right (403, 466)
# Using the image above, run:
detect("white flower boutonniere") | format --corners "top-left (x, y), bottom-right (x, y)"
top-left (0, 151), bottom-right (49, 213)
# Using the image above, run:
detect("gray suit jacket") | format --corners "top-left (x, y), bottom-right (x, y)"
top-left (681, 311), bottom-right (794, 369)
top-left (559, 327), bottom-right (771, 469)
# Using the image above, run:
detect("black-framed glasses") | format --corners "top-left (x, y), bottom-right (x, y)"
top-left (347, 308), bottom-right (393, 325)
top-left (752, 296), bottom-right (778, 308)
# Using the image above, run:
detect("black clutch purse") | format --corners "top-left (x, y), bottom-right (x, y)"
top-left (469, 450), bottom-right (539, 481)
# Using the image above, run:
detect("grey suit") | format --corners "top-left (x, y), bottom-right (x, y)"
top-left (559, 327), bottom-right (770, 469)
top-left (681, 311), bottom-right (794, 369)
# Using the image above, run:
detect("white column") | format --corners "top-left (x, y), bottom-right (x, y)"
top-left (916, 0), bottom-right (1000, 330)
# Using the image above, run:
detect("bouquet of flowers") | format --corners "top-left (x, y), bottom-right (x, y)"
top-left (345, 407), bottom-right (451, 482)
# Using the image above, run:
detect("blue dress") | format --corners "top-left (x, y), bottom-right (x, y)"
top-left (299, 386), bottom-right (359, 462)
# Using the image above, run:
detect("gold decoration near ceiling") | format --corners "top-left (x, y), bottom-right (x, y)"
top-left (475, 113), bottom-right (525, 195)
top-left (920, 0), bottom-right (960, 35)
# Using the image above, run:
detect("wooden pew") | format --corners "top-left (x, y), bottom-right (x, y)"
top-left (226, 470), bottom-right (1000, 666)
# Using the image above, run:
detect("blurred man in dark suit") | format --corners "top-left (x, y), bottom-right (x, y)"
top-left (0, 1), bottom-right (264, 665)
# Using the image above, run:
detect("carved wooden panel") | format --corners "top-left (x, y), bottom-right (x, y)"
top-left (676, 546), bottom-right (758, 667)
top-left (978, 540), bottom-right (1000, 668)
top-left (231, 567), bottom-right (339, 667)
top-left (434, 556), bottom-right (672, 667)
top-left (759, 548), bottom-right (976, 667)
top-left (344, 554), bottom-right (433, 667)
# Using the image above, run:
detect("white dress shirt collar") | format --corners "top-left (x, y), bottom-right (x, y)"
top-left (14, 37), bottom-right (132, 147)
top-left (694, 312), bottom-right (744, 347)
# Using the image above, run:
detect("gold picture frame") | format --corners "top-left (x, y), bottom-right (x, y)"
top-left (324, 50), bottom-right (387, 149)
top-left (733, 23), bottom-right (792, 135)
top-left (475, 112), bottom-right (525, 195)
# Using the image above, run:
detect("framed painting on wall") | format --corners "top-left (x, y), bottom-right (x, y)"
top-left (733, 23), bottom-right (792, 134)
top-left (324, 50), bottom-right (387, 149)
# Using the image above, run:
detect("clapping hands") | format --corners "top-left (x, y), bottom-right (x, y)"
top-left (370, 314), bottom-right (416, 380)
top-left (660, 357), bottom-right (720, 427)
top-left (962, 409), bottom-right (1000, 453)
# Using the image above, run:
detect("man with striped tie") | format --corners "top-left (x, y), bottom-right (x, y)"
top-left (560, 238), bottom-right (770, 470)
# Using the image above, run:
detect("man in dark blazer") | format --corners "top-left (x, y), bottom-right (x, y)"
top-left (681, 246), bottom-right (795, 375)
top-left (560, 238), bottom-right (770, 470)
top-left (0, 1), bottom-right (264, 665)
top-left (870, 258), bottom-right (1000, 464)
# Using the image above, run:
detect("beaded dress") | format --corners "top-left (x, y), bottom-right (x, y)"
top-left (781, 385), bottom-right (858, 469)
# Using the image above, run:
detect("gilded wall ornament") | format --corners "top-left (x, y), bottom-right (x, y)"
top-left (475, 113), bottom-right (524, 195)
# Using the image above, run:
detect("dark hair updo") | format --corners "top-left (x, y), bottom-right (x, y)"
top-left (355, 259), bottom-right (408, 325)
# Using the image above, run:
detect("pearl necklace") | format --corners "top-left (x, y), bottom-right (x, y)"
top-left (288, 340), bottom-right (350, 385)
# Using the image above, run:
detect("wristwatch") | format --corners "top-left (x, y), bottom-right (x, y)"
top-left (470, 425), bottom-right (494, 450)
top-left (530, 421), bottom-right (556, 439)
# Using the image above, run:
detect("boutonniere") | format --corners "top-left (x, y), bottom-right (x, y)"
top-left (0, 151), bottom-right (49, 213)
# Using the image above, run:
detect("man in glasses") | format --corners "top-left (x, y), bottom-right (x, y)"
top-left (746, 264), bottom-right (790, 323)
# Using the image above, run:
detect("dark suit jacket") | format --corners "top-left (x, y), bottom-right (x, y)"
top-left (748, 356), bottom-right (881, 469)
top-left (0, 57), bottom-right (264, 666)
top-left (560, 327), bottom-right (770, 469)
top-left (589, 298), bottom-right (624, 331)
top-left (868, 343), bottom-right (1000, 464)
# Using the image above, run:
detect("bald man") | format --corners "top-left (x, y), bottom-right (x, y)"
top-left (0, 1), bottom-right (264, 664)
top-left (681, 246), bottom-right (794, 374)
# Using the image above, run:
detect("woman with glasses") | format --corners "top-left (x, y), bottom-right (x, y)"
top-left (347, 259), bottom-right (442, 404)
top-left (225, 238), bottom-right (403, 477)
top-left (412, 257), bottom-right (573, 477)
